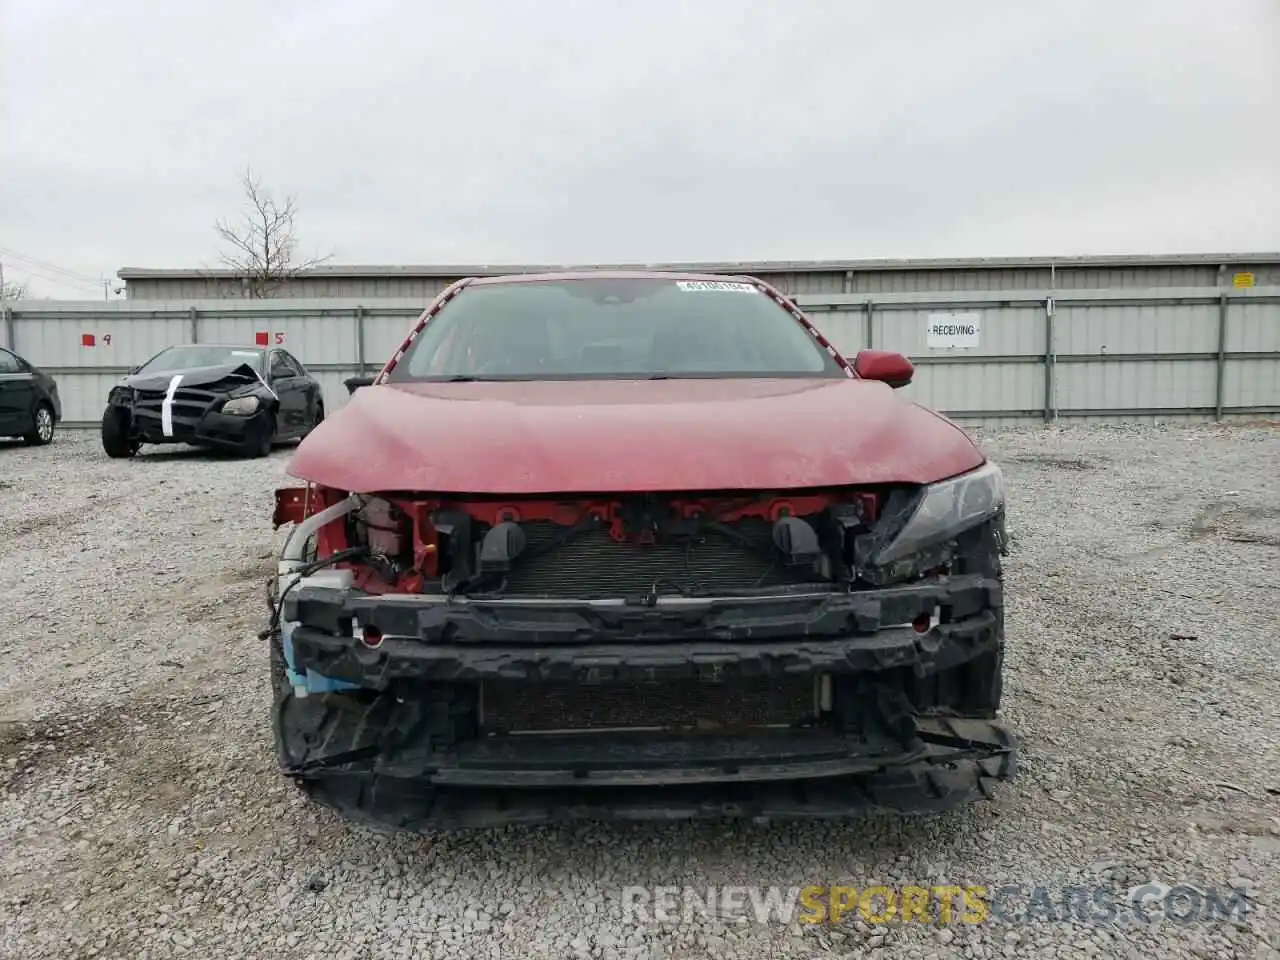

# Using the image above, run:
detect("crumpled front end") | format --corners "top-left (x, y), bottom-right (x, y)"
top-left (267, 479), bottom-right (1016, 830)
top-left (106, 363), bottom-right (272, 448)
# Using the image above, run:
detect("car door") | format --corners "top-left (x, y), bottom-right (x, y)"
top-left (281, 350), bottom-right (322, 427)
top-left (267, 350), bottom-right (308, 437)
top-left (0, 348), bottom-right (35, 436)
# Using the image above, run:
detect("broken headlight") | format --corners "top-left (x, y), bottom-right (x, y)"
top-left (873, 460), bottom-right (1005, 565)
top-left (222, 395), bottom-right (260, 416)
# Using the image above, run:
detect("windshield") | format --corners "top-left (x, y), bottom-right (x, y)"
top-left (387, 278), bottom-right (845, 381)
top-left (137, 345), bottom-right (264, 374)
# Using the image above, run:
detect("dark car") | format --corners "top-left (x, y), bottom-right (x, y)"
top-left (101, 343), bottom-right (324, 459)
top-left (266, 272), bottom-right (1014, 831)
top-left (0, 345), bottom-right (61, 446)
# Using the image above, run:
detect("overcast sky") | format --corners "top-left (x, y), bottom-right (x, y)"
top-left (2, 0), bottom-right (1277, 299)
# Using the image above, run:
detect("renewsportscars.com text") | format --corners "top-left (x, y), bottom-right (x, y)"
top-left (620, 883), bottom-right (1251, 927)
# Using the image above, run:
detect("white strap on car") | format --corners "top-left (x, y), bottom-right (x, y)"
top-left (161, 374), bottom-right (184, 437)
top-left (230, 350), bottom-right (279, 400)
top-left (253, 366), bottom-right (278, 400)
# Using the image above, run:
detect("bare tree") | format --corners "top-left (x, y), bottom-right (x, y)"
top-left (214, 168), bottom-right (331, 298)
top-left (0, 279), bottom-right (27, 301)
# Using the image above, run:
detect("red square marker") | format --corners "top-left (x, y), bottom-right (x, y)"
top-left (81, 333), bottom-right (96, 347)
top-left (255, 331), bottom-right (269, 346)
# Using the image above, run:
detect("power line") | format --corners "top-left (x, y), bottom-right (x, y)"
top-left (0, 245), bottom-right (113, 298)
top-left (0, 259), bottom-right (105, 295)
top-left (0, 244), bottom-right (106, 286)
top-left (8, 261), bottom-right (102, 291)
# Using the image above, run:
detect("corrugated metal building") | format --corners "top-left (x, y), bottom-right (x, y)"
top-left (116, 253), bottom-right (1280, 301)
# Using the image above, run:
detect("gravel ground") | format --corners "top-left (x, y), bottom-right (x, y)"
top-left (1, 424), bottom-right (1278, 960)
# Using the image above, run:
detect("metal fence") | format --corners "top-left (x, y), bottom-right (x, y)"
top-left (3, 286), bottom-right (1278, 429)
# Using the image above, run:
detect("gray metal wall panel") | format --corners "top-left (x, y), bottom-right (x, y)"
top-left (901, 362), bottom-right (1043, 414)
top-left (1057, 265), bottom-right (1218, 289)
top-left (363, 310), bottom-right (427, 366)
top-left (1054, 360), bottom-right (1218, 411)
top-left (1058, 412), bottom-right (1217, 424)
top-left (127, 275), bottom-right (454, 302)
top-left (196, 310), bottom-right (359, 368)
top-left (1225, 301), bottom-right (1280, 352)
top-left (1054, 301), bottom-right (1219, 355)
top-left (16, 313), bottom-right (193, 368)
top-left (805, 307), bottom-right (866, 357)
top-left (780, 272), bottom-right (841, 295)
top-left (1221, 359), bottom-right (1280, 408)
top-left (46, 371), bottom-right (137, 423)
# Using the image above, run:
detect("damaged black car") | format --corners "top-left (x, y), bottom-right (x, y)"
top-left (101, 343), bottom-right (324, 458)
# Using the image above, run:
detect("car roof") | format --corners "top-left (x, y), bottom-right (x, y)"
top-left (165, 343), bottom-right (265, 351)
top-left (467, 270), bottom-right (758, 287)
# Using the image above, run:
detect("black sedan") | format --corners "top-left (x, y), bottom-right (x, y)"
top-left (0, 345), bottom-right (61, 446)
top-left (101, 343), bottom-right (324, 459)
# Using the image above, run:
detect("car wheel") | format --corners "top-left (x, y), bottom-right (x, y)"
top-left (241, 414), bottom-right (276, 459)
top-left (23, 404), bottom-right (55, 446)
top-left (101, 407), bottom-right (141, 458)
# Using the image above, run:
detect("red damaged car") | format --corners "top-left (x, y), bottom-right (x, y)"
top-left (267, 272), bottom-right (1015, 830)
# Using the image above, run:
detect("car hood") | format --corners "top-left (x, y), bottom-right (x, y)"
top-left (123, 362), bottom-right (263, 393)
top-left (287, 378), bottom-right (985, 495)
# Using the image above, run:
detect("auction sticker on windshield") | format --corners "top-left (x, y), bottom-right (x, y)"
top-left (926, 312), bottom-right (982, 349)
top-left (675, 281), bottom-right (758, 293)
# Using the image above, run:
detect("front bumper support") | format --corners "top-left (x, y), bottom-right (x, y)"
top-left (285, 573), bottom-right (1001, 686)
top-left (274, 574), bottom-right (1013, 829)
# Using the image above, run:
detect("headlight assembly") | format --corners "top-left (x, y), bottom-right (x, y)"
top-left (873, 460), bottom-right (1005, 565)
top-left (222, 395), bottom-right (261, 416)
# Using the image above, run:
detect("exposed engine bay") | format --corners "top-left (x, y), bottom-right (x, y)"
top-left (274, 482), bottom-right (997, 601)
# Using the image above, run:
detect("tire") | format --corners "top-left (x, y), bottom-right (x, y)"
top-left (100, 407), bottom-right (140, 458)
top-left (240, 414), bottom-right (276, 459)
top-left (269, 628), bottom-right (287, 693)
top-left (23, 403), bottom-right (55, 446)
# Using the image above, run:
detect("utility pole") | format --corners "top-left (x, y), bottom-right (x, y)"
top-left (1, 261), bottom-right (7, 352)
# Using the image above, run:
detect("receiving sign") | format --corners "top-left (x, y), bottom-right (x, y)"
top-left (925, 312), bottom-right (981, 349)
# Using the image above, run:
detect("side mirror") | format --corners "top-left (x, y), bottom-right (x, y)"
top-left (852, 349), bottom-right (913, 388)
top-left (344, 375), bottom-right (376, 396)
